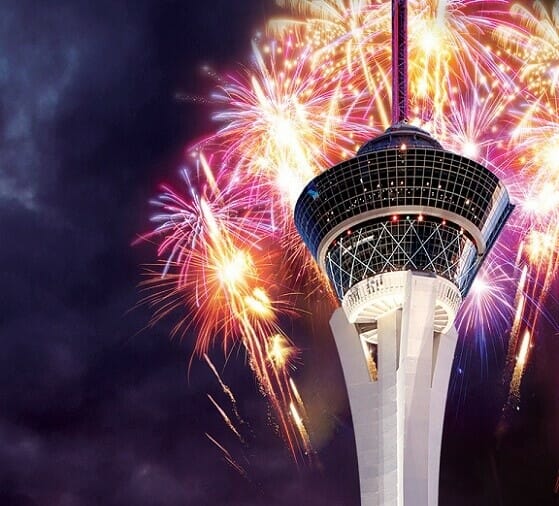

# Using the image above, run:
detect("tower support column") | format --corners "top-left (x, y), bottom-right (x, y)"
top-left (331, 272), bottom-right (458, 506)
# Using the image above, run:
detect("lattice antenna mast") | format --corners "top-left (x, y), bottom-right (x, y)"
top-left (392, 0), bottom-right (408, 124)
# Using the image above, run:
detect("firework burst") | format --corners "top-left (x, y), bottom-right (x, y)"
top-left (140, 154), bottom-right (314, 461)
top-left (496, 1), bottom-right (559, 96)
top-left (140, 0), bottom-right (559, 462)
top-left (209, 40), bottom-right (369, 218)
top-left (509, 95), bottom-right (559, 286)
top-left (270, 0), bottom-right (391, 107)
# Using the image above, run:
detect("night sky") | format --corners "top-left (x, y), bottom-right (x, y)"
top-left (1, 1), bottom-right (558, 505)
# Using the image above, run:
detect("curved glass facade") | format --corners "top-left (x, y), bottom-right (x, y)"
top-left (324, 216), bottom-right (477, 299)
top-left (294, 144), bottom-right (514, 298)
top-left (294, 147), bottom-right (511, 258)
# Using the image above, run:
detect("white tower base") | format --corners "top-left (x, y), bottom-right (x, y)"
top-left (330, 271), bottom-right (459, 506)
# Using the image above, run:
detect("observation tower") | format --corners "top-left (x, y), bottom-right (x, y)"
top-left (293, 1), bottom-right (513, 505)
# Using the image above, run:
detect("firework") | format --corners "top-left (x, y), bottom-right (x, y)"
top-left (139, 154), bottom-right (279, 351)
top-left (509, 95), bottom-right (559, 306)
top-left (457, 259), bottom-right (516, 341)
top-left (270, 0), bottom-right (393, 126)
top-left (141, 157), bottom-right (271, 281)
top-left (405, 1), bottom-right (514, 129)
top-left (496, 1), bottom-right (559, 96)
top-left (141, 0), bottom-right (559, 463)
top-left (141, 154), bottom-right (314, 461)
top-left (271, 0), bottom-right (515, 132)
top-left (420, 68), bottom-right (516, 168)
top-left (208, 40), bottom-right (370, 219)
top-left (206, 433), bottom-right (249, 478)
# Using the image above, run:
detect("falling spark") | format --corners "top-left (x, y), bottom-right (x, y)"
top-left (206, 433), bottom-right (248, 478)
top-left (204, 353), bottom-right (245, 425)
top-left (289, 377), bottom-right (304, 407)
top-left (290, 402), bottom-right (313, 455)
top-left (207, 394), bottom-right (244, 442)
top-left (507, 328), bottom-right (532, 407)
top-left (497, 328), bottom-right (533, 437)
top-left (516, 329), bottom-right (531, 366)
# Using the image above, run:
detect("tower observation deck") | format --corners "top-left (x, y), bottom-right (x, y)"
top-left (293, 1), bottom-right (513, 505)
top-left (295, 123), bottom-right (513, 332)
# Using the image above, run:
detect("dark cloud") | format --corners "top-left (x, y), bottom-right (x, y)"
top-left (0, 3), bottom-right (77, 208)
top-left (0, 1), bottom-right (325, 504)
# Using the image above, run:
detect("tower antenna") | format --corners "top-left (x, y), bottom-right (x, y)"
top-left (392, 0), bottom-right (408, 124)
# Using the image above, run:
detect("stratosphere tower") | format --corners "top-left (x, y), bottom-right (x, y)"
top-left (293, 1), bottom-right (514, 505)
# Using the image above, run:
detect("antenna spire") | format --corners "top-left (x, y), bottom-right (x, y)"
top-left (392, 0), bottom-right (408, 124)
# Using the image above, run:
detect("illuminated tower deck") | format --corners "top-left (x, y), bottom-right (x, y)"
top-left (294, 124), bottom-right (512, 505)
top-left (293, 2), bottom-right (513, 505)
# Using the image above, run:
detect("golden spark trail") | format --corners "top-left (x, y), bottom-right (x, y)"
top-left (289, 378), bottom-right (304, 409)
top-left (498, 328), bottom-right (533, 437)
top-left (509, 329), bottom-right (532, 404)
top-left (506, 265), bottom-right (527, 370)
top-left (509, 293), bottom-right (524, 345)
top-left (517, 329), bottom-right (531, 367)
top-left (290, 402), bottom-right (313, 456)
top-left (205, 433), bottom-right (248, 478)
top-left (289, 378), bottom-right (314, 438)
top-left (204, 353), bottom-right (245, 425)
top-left (207, 394), bottom-right (244, 442)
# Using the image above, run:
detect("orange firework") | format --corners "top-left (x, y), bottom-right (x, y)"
top-left (509, 94), bottom-right (559, 292)
top-left (140, 154), bottom-right (314, 462)
top-left (270, 0), bottom-right (392, 125)
top-left (209, 39), bottom-right (370, 219)
top-left (140, 0), bottom-right (559, 463)
top-left (496, 1), bottom-right (559, 96)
